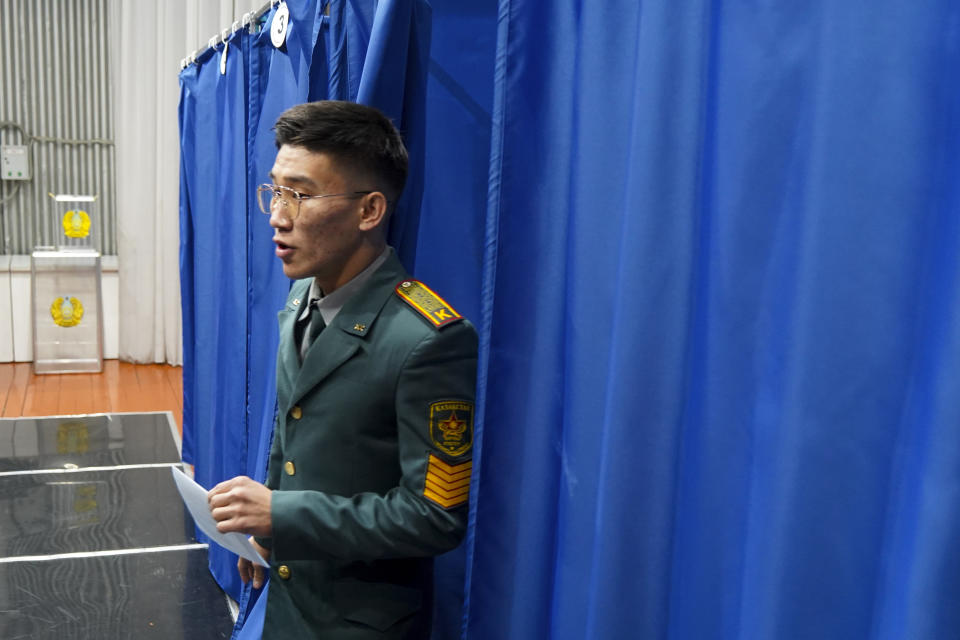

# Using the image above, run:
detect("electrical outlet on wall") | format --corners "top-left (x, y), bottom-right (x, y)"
top-left (1, 145), bottom-right (31, 180)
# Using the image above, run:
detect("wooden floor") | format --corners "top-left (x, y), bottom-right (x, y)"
top-left (0, 361), bottom-right (183, 434)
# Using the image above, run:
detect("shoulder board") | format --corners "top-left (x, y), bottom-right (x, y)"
top-left (395, 280), bottom-right (463, 328)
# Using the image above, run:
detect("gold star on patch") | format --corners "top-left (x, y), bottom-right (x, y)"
top-left (438, 411), bottom-right (467, 437)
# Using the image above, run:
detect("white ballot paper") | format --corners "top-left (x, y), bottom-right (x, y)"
top-left (171, 466), bottom-right (270, 568)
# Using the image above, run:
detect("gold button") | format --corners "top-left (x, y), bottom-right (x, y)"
top-left (290, 406), bottom-right (302, 420)
top-left (284, 460), bottom-right (295, 476)
top-left (277, 565), bottom-right (291, 580)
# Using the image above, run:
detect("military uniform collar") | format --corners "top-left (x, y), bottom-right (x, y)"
top-left (299, 247), bottom-right (391, 327)
top-left (286, 248), bottom-right (406, 340)
top-left (329, 248), bottom-right (407, 338)
top-left (279, 249), bottom-right (409, 404)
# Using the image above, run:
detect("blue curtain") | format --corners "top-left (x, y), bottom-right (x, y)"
top-left (179, 33), bottom-right (250, 604)
top-left (463, 2), bottom-right (960, 640)
top-left (415, 1), bottom-right (496, 322)
top-left (414, 2), bottom-right (498, 635)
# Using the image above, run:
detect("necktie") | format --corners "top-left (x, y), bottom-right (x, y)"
top-left (306, 300), bottom-right (325, 343)
top-left (298, 299), bottom-right (325, 362)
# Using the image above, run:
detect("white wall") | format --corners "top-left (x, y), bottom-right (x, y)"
top-left (2, 255), bottom-right (119, 362)
top-left (0, 256), bottom-right (12, 362)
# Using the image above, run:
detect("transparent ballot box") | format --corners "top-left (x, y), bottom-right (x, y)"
top-left (31, 250), bottom-right (104, 374)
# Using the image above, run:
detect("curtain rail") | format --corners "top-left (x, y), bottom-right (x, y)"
top-left (179, 0), bottom-right (278, 70)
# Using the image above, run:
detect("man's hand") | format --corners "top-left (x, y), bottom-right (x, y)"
top-left (238, 537), bottom-right (270, 589)
top-left (207, 476), bottom-right (273, 537)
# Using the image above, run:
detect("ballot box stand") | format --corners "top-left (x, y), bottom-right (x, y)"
top-left (32, 193), bottom-right (104, 374)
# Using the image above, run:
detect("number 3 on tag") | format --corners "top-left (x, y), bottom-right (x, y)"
top-left (271, 2), bottom-right (290, 49)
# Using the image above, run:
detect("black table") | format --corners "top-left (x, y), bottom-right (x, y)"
top-left (0, 412), bottom-right (234, 639)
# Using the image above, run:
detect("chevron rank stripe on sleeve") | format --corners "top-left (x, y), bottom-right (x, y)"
top-left (423, 453), bottom-right (472, 508)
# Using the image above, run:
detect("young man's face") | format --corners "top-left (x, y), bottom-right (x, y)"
top-left (267, 145), bottom-right (371, 287)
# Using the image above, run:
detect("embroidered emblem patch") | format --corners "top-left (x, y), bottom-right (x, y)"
top-left (395, 280), bottom-right (462, 328)
top-left (429, 400), bottom-right (474, 457)
top-left (423, 454), bottom-right (471, 509)
top-left (51, 296), bottom-right (84, 327)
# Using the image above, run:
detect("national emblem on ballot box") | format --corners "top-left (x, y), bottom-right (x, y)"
top-left (31, 194), bottom-right (104, 374)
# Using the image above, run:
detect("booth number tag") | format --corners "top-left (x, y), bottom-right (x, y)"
top-left (271, 2), bottom-right (290, 49)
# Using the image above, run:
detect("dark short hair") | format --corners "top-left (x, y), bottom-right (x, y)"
top-left (273, 101), bottom-right (408, 204)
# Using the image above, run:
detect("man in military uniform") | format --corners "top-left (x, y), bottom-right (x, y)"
top-left (207, 101), bottom-right (477, 638)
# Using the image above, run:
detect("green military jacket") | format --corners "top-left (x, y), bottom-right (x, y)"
top-left (258, 251), bottom-right (478, 638)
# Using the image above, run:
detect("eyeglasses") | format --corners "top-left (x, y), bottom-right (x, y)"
top-left (256, 184), bottom-right (373, 221)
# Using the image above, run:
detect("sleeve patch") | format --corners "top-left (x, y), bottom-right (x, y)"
top-left (395, 280), bottom-right (463, 328)
top-left (423, 454), bottom-right (472, 509)
top-left (430, 401), bottom-right (473, 456)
